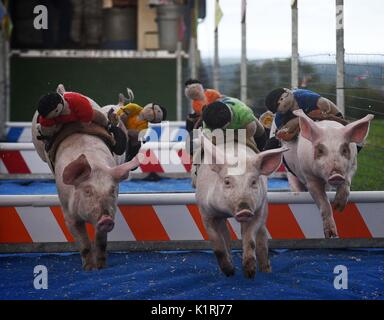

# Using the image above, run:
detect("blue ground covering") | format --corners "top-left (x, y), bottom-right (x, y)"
top-left (1, 179), bottom-right (382, 300)
top-left (1, 249), bottom-right (383, 300)
top-left (0, 178), bottom-right (289, 195)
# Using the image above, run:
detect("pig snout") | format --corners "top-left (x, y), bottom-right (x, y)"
top-left (328, 170), bottom-right (346, 186)
top-left (234, 202), bottom-right (254, 223)
top-left (96, 215), bottom-right (115, 233)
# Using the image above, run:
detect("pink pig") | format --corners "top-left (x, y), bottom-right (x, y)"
top-left (195, 135), bottom-right (287, 278)
top-left (54, 135), bottom-right (139, 270)
top-left (32, 107), bottom-right (139, 270)
top-left (283, 110), bottom-right (374, 238)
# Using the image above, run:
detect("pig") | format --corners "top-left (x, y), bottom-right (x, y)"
top-left (32, 106), bottom-right (138, 270)
top-left (195, 135), bottom-right (287, 278)
top-left (282, 110), bottom-right (374, 238)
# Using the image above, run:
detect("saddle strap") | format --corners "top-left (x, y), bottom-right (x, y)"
top-left (47, 122), bottom-right (116, 169)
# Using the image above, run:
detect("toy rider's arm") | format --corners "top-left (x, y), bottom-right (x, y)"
top-left (317, 97), bottom-right (342, 116)
top-left (92, 108), bottom-right (109, 128)
top-left (245, 121), bottom-right (256, 138)
top-left (310, 97), bottom-right (348, 125)
top-left (276, 117), bottom-right (300, 141)
top-left (65, 92), bottom-right (109, 128)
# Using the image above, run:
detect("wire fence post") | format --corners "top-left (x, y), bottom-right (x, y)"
top-left (189, 0), bottom-right (198, 80)
top-left (176, 41), bottom-right (183, 121)
top-left (213, 0), bottom-right (222, 91)
top-left (240, 0), bottom-right (247, 102)
top-left (0, 33), bottom-right (7, 141)
top-left (213, 25), bottom-right (219, 90)
top-left (291, 0), bottom-right (299, 89)
top-left (336, 0), bottom-right (345, 115)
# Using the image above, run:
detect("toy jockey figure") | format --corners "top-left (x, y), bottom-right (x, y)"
top-left (110, 90), bottom-right (167, 161)
top-left (184, 79), bottom-right (222, 115)
top-left (184, 79), bottom-right (223, 155)
top-left (36, 84), bottom-right (126, 154)
top-left (190, 96), bottom-right (268, 187)
top-left (264, 87), bottom-right (347, 142)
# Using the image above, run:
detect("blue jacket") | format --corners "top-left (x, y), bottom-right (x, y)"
top-left (274, 89), bottom-right (321, 129)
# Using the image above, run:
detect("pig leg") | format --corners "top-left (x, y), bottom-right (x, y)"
top-left (256, 225), bottom-right (271, 273)
top-left (203, 215), bottom-right (235, 277)
top-left (287, 172), bottom-right (306, 192)
top-left (307, 178), bottom-right (338, 238)
top-left (95, 231), bottom-right (108, 269)
top-left (333, 181), bottom-right (351, 212)
top-left (241, 216), bottom-right (264, 279)
top-left (67, 219), bottom-right (95, 271)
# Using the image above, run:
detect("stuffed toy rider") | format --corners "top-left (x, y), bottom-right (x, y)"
top-left (110, 91), bottom-right (167, 161)
top-left (36, 84), bottom-right (126, 155)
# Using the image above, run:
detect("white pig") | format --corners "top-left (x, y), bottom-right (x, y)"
top-left (32, 107), bottom-right (138, 270)
top-left (283, 109), bottom-right (374, 238)
top-left (195, 136), bottom-right (287, 278)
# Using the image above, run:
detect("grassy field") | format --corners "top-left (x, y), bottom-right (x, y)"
top-left (351, 118), bottom-right (384, 191)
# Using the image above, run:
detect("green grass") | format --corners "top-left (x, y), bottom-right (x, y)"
top-left (351, 119), bottom-right (384, 191)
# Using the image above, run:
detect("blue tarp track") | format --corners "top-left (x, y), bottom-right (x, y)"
top-left (0, 178), bottom-right (289, 194)
top-left (1, 249), bottom-right (383, 300)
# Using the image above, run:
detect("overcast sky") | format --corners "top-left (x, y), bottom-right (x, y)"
top-left (197, 0), bottom-right (384, 59)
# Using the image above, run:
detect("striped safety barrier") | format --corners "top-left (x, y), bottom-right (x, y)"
top-left (5, 122), bottom-right (188, 143)
top-left (1, 122), bottom-right (286, 177)
top-left (0, 142), bottom-right (193, 175)
top-left (0, 144), bottom-right (286, 177)
top-left (0, 192), bottom-right (383, 245)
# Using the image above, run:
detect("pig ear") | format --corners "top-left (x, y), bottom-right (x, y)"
top-left (62, 154), bottom-right (92, 186)
top-left (293, 109), bottom-right (322, 142)
top-left (57, 84), bottom-right (66, 95)
top-left (110, 155), bottom-right (141, 182)
top-left (201, 134), bottom-right (226, 173)
top-left (255, 147), bottom-right (288, 176)
top-left (343, 114), bottom-right (374, 144)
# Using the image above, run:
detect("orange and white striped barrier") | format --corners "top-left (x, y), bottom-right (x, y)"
top-left (0, 142), bottom-right (287, 177)
top-left (0, 142), bottom-right (192, 175)
top-left (0, 192), bottom-right (383, 246)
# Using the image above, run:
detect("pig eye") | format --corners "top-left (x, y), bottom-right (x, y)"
top-left (251, 179), bottom-right (258, 188)
top-left (224, 177), bottom-right (232, 187)
top-left (84, 186), bottom-right (93, 197)
top-left (340, 143), bottom-right (350, 159)
top-left (314, 143), bottom-right (327, 159)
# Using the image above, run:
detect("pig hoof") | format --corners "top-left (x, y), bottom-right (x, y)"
top-left (259, 263), bottom-right (272, 273)
top-left (97, 215), bottom-right (115, 233)
top-left (243, 258), bottom-right (256, 279)
top-left (222, 266), bottom-right (235, 277)
top-left (243, 268), bottom-right (256, 279)
top-left (96, 259), bottom-right (107, 270)
top-left (324, 228), bottom-right (338, 238)
top-left (83, 262), bottom-right (95, 271)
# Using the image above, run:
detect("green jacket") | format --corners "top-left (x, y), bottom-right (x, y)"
top-left (204, 97), bottom-right (256, 130)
